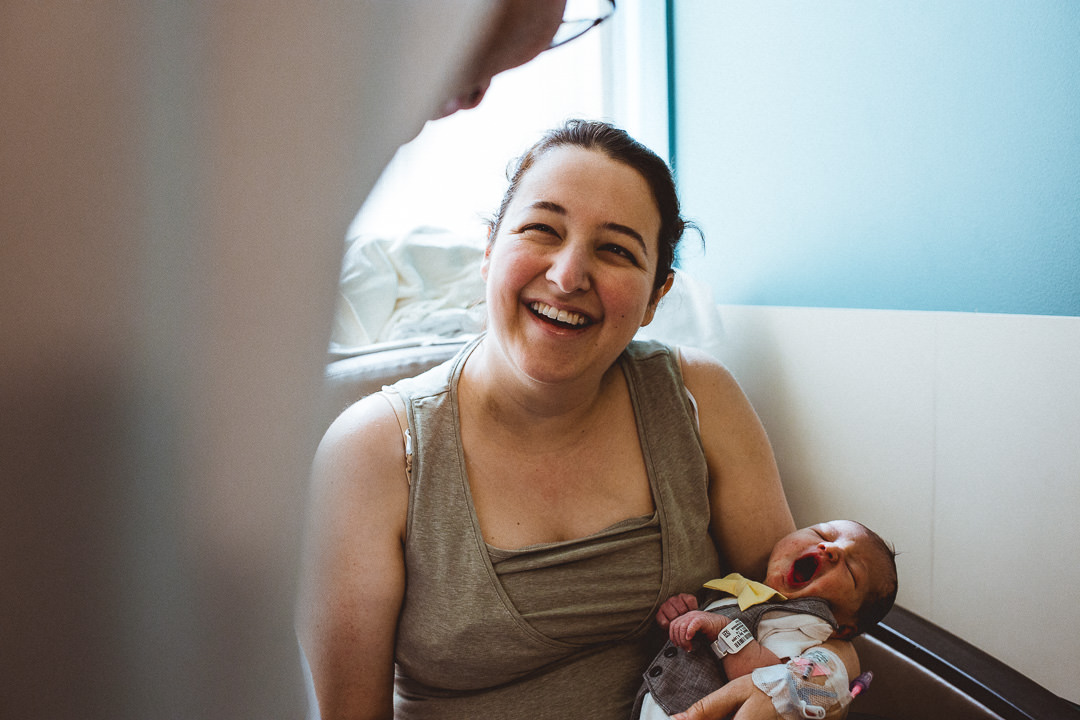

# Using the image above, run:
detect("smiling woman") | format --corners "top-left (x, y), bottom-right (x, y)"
top-left (298, 119), bottom-right (800, 719)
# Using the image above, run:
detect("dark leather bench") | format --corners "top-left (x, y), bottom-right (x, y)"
top-left (850, 606), bottom-right (1077, 719)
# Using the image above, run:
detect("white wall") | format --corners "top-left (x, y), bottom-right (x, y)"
top-left (711, 305), bottom-right (1080, 702)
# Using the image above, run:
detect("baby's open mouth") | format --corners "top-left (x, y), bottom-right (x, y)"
top-left (788, 553), bottom-right (820, 587)
top-left (530, 301), bottom-right (592, 329)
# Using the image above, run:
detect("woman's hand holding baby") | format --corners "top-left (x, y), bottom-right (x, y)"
top-left (670, 675), bottom-right (774, 720)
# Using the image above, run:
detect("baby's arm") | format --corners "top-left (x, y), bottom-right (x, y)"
top-left (719, 639), bottom-right (781, 680)
top-left (659, 594), bottom-right (737, 653)
top-left (668, 609), bottom-right (784, 680)
top-left (661, 596), bottom-right (795, 680)
top-left (658, 595), bottom-right (815, 681)
top-left (725, 612), bottom-right (837, 679)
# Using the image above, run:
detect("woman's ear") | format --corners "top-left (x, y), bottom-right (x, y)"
top-left (480, 225), bottom-right (496, 280)
top-left (640, 272), bottom-right (675, 327)
top-left (481, 244), bottom-right (492, 280)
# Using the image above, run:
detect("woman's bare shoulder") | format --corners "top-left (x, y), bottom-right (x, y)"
top-left (675, 345), bottom-right (743, 405)
top-left (673, 344), bottom-right (768, 455)
top-left (310, 394), bottom-right (410, 520)
top-left (319, 392), bottom-right (404, 459)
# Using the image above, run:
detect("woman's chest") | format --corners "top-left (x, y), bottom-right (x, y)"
top-left (463, 410), bottom-right (654, 550)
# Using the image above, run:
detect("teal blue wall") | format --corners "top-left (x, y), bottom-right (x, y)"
top-left (671, 1), bottom-right (1080, 316)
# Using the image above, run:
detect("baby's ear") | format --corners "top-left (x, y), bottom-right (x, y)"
top-left (834, 623), bottom-right (858, 640)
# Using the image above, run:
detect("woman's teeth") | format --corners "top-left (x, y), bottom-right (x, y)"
top-left (530, 301), bottom-right (588, 327)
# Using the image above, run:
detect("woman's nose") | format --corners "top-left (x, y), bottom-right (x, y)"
top-left (547, 244), bottom-right (591, 293)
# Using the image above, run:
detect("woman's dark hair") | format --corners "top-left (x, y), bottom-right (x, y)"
top-left (488, 119), bottom-right (695, 294)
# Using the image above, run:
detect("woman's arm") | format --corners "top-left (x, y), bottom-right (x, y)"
top-left (670, 674), bottom-right (775, 720)
top-left (673, 639), bottom-right (860, 720)
top-left (679, 348), bottom-right (863, 720)
top-left (296, 396), bottom-right (411, 720)
top-left (678, 346), bottom-right (795, 577)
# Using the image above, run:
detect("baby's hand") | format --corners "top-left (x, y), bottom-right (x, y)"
top-left (669, 610), bottom-right (730, 652)
top-left (655, 593), bottom-right (699, 630)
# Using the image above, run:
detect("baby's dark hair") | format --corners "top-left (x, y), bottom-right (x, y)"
top-left (850, 521), bottom-right (898, 637)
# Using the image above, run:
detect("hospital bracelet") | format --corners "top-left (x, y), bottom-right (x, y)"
top-left (711, 618), bottom-right (754, 658)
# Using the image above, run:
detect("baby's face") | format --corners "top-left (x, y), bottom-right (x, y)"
top-left (764, 520), bottom-right (885, 633)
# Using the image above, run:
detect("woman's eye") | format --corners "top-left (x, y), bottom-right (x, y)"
top-left (602, 243), bottom-right (639, 264)
top-left (521, 223), bottom-right (557, 235)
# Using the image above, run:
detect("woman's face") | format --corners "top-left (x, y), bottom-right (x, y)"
top-left (481, 146), bottom-right (670, 386)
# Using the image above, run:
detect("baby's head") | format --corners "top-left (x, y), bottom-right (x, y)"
top-left (764, 520), bottom-right (897, 640)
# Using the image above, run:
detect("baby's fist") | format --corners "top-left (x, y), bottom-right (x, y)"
top-left (655, 593), bottom-right (699, 629)
top-left (669, 610), bottom-right (729, 652)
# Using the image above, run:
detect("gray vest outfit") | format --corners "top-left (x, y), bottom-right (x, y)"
top-left (632, 596), bottom-right (837, 718)
top-left (388, 335), bottom-right (721, 720)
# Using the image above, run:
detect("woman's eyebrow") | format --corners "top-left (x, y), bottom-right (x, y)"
top-left (604, 222), bottom-right (648, 256)
top-left (529, 200), bottom-right (567, 215)
top-left (527, 200), bottom-right (648, 256)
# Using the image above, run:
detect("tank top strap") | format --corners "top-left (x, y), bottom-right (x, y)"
top-left (619, 341), bottom-right (720, 607)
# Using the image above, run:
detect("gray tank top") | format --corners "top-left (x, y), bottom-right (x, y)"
top-left (389, 335), bottom-right (721, 719)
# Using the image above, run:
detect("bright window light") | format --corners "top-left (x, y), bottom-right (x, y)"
top-left (348, 0), bottom-right (667, 243)
top-left (350, 28), bottom-right (609, 242)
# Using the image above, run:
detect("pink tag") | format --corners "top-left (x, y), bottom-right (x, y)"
top-left (791, 657), bottom-right (832, 677)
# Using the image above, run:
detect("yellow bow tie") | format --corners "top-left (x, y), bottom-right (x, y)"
top-left (703, 573), bottom-right (787, 611)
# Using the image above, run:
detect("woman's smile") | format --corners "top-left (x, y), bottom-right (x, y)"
top-left (528, 301), bottom-right (594, 329)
